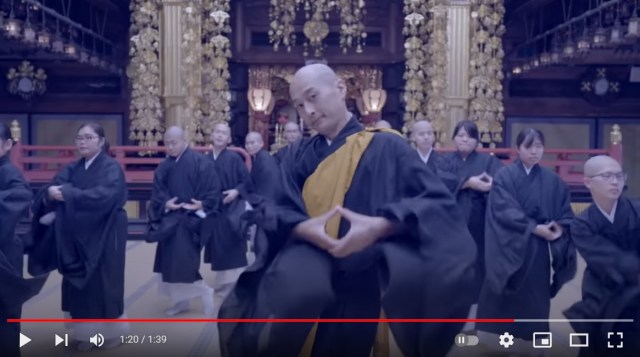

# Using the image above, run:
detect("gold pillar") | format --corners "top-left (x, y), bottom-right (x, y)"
top-left (445, 0), bottom-right (471, 143)
top-left (161, 0), bottom-right (187, 131)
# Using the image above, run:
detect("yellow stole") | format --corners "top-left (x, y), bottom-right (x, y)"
top-left (298, 127), bottom-right (400, 357)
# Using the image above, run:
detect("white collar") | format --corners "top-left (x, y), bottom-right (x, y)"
top-left (325, 138), bottom-right (332, 146)
top-left (175, 145), bottom-right (188, 162)
top-left (417, 147), bottom-right (432, 164)
top-left (596, 200), bottom-right (618, 224)
top-left (522, 162), bottom-right (533, 175)
top-left (84, 151), bottom-right (101, 170)
top-left (212, 147), bottom-right (225, 160)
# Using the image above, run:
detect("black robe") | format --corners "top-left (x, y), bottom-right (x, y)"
top-left (477, 161), bottom-right (576, 338)
top-left (203, 148), bottom-right (251, 271)
top-left (147, 148), bottom-right (220, 283)
top-left (250, 149), bottom-right (280, 203)
top-left (439, 150), bottom-right (503, 295)
top-left (0, 155), bottom-right (47, 357)
top-left (274, 145), bottom-right (289, 164)
top-left (220, 118), bottom-right (477, 357)
top-left (28, 151), bottom-right (128, 319)
top-left (564, 197), bottom-right (640, 357)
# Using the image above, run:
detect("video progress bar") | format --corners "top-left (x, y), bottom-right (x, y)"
top-left (8, 318), bottom-right (635, 323)
top-left (515, 319), bottom-right (635, 323)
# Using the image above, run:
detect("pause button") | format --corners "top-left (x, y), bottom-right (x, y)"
top-left (455, 333), bottom-right (479, 347)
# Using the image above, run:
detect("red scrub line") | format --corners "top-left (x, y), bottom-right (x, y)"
top-left (8, 318), bottom-right (516, 323)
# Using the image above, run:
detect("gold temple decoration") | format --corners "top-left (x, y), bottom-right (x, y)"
top-left (182, 0), bottom-right (203, 143)
top-left (402, 0), bottom-right (429, 134)
top-left (199, 0), bottom-right (232, 141)
top-left (7, 61), bottom-right (47, 101)
top-left (128, 0), bottom-right (163, 147)
top-left (468, 0), bottom-right (506, 147)
top-left (425, 1), bottom-right (448, 147)
top-left (268, 0), bottom-right (366, 57)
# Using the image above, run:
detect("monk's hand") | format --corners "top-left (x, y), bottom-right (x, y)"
top-left (328, 207), bottom-right (394, 259)
top-left (292, 207), bottom-right (340, 251)
top-left (222, 189), bottom-right (239, 204)
top-left (535, 223), bottom-right (560, 241)
top-left (165, 197), bottom-right (183, 211)
top-left (547, 221), bottom-right (563, 240)
top-left (465, 174), bottom-right (492, 192)
top-left (183, 199), bottom-right (203, 211)
top-left (48, 185), bottom-right (64, 201)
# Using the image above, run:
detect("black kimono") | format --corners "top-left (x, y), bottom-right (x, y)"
top-left (147, 148), bottom-right (220, 283)
top-left (203, 148), bottom-right (252, 271)
top-left (477, 161), bottom-right (576, 338)
top-left (439, 150), bottom-right (502, 295)
top-left (274, 145), bottom-right (289, 164)
top-left (0, 155), bottom-right (46, 356)
top-left (250, 149), bottom-right (280, 203)
top-left (565, 197), bottom-right (640, 357)
top-left (29, 151), bottom-right (128, 320)
top-left (220, 119), bottom-right (477, 357)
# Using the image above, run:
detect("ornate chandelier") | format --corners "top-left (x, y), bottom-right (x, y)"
top-left (268, 0), bottom-right (366, 57)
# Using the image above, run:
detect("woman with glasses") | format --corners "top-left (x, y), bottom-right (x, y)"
top-left (28, 123), bottom-right (129, 350)
top-left (565, 155), bottom-right (639, 357)
top-left (0, 123), bottom-right (47, 356)
top-left (475, 128), bottom-right (576, 352)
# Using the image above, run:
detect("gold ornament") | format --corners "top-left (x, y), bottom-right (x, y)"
top-left (7, 61), bottom-right (47, 101)
top-left (402, 0), bottom-right (429, 134)
top-left (128, 0), bottom-right (163, 148)
top-left (468, 0), bottom-right (505, 146)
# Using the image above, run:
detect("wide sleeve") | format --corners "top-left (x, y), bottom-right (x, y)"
top-left (59, 161), bottom-right (125, 213)
top-left (548, 178), bottom-right (577, 297)
top-left (487, 154), bottom-right (504, 176)
top-left (483, 167), bottom-right (539, 294)
top-left (232, 154), bottom-right (254, 199)
top-left (195, 157), bottom-right (222, 216)
top-left (0, 167), bottom-right (32, 242)
top-left (149, 160), bottom-right (172, 220)
top-left (377, 137), bottom-right (477, 284)
top-left (252, 152), bottom-right (282, 203)
top-left (571, 216), bottom-right (640, 287)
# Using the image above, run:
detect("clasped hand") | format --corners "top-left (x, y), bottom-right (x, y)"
top-left (292, 206), bottom-right (394, 259)
top-left (47, 185), bottom-right (65, 201)
top-left (165, 197), bottom-right (203, 211)
top-left (534, 221), bottom-right (563, 241)
top-left (465, 172), bottom-right (493, 192)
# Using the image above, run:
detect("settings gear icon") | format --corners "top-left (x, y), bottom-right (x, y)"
top-left (499, 332), bottom-right (514, 348)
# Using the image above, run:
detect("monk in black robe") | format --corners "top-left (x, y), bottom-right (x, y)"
top-left (439, 120), bottom-right (503, 301)
top-left (245, 131), bottom-right (280, 202)
top-left (274, 121), bottom-right (303, 164)
top-left (565, 155), bottom-right (640, 357)
top-left (147, 126), bottom-right (220, 316)
top-left (29, 123), bottom-right (128, 350)
top-left (0, 124), bottom-right (47, 357)
top-left (220, 64), bottom-right (477, 357)
top-left (476, 128), bottom-right (576, 352)
top-left (203, 123), bottom-right (252, 304)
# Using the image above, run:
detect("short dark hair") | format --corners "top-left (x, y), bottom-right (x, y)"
top-left (452, 120), bottom-right (479, 141)
top-left (0, 123), bottom-right (14, 151)
top-left (516, 128), bottom-right (545, 149)
top-left (77, 122), bottom-right (110, 153)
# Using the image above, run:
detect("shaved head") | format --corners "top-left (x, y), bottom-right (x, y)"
top-left (584, 155), bottom-right (625, 203)
top-left (374, 120), bottom-right (392, 129)
top-left (411, 120), bottom-right (435, 152)
top-left (211, 122), bottom-right (231, 149)
top-left (245, 131), bottom-right (264, 156)
top-left (164, 126), bottom-right (188, 157)
top-left (283, 121), bottom-right (302, 144)
top-left (289, 64), bottom-right (349, 140)
top-left (584, 155), bottom-right (621, 177)
top-left (412, 120), bottom-right (432, 133)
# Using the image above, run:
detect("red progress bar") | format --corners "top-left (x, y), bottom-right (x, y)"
top-left (8, 318), bottom-right (515, 323)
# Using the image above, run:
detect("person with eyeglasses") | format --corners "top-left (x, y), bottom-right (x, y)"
top-left (474, 128), bottom-right (576, 354)
top-left (27, 122), bottom-right (129, 351)
top-left (0, 123), bottom-right (47, 357)
top-left (565, 155), bottom-right (640, 357)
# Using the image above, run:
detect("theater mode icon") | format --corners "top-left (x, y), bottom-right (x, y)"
top-left (569, 333), bottom-right (589, 348)
top-left (533, 332), bottom-right (552, 348)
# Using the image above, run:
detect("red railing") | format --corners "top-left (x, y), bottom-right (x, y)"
top-left (8, 122), bottom-right (623, 188)
top-left (10, 144), bottom-right (252, 185)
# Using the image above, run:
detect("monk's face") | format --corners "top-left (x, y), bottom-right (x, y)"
top-left (211, 124), bottom-right (231, 148)
top-left (453, 127), bottom-right (477, 154)
top-left (412, 122), bottom-right (435, 151)
top-left (585, 160), bottom-right (625, 201)
top-left (164, 132), bottom-right (187, 157)
top-left (283, 123), bottom-right (301, 144)
top-left (290, 69), bottom-right (347, 138)
top-left (517, 138), bottom-right (544, 168)
top-left (245, 135), bottom-right (263, 155)
top-left (75, 125), bottom-right (105, 158)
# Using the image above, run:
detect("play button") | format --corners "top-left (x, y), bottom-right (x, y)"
top-left (19, 333), bottom-right (31, 348)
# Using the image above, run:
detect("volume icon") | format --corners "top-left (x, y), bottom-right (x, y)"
top-left (89, 333), bottom-right (104, 347)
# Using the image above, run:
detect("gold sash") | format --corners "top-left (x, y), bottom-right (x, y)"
top-left (298, 127), bottom-right (400, 357)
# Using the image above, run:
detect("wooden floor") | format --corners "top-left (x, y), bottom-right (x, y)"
top-left (17, 241), bottom-right (587, 357)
